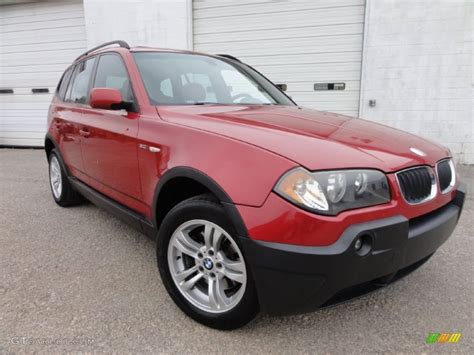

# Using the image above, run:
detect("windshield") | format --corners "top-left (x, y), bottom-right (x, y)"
top-left (132, 52), bottom-right (294, 106)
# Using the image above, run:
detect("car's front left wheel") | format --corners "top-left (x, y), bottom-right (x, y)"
top-left (157, 195), bottom-right (259, 330)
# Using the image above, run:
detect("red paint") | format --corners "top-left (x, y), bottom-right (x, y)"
top-left (238, 174), bottom-right (457, 246)
top-left (90, 88), bottom-right (122, 109)
top-left (47, 47), bottom-right (457, 246)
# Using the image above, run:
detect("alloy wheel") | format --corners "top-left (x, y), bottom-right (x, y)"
top-left (49, 155), bottom-right (62, 199)
top-left (167, 219), bottom-right (247, 313)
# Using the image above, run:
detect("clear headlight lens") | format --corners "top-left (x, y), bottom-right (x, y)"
top-left (327, 173), bottom-right (346, 203)
top-left (274, 167), bottom-right (391, 215)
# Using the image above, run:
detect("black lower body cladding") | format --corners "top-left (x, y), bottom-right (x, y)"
top-left (242, 183), bottom-right (466, 316)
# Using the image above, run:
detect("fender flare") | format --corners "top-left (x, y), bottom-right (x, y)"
top-left (44, 133), bottom-right (58, 156)
top-left (44, 133), bottom-right (71, 176)
top-left (44, 133), bottom-right (61, 159)
top-left (152, 166), bottom-right (249, 237)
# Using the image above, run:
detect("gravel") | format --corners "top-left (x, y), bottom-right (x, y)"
top-left (0, 148), bottom-right (473, 353)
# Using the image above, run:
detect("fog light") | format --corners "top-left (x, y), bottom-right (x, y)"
top-left (354, 234), bottom-right (373, 256)
top-left (354, 238), bottom-right (362, 251)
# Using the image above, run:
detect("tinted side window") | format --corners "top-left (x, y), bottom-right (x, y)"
top-left (69, 57), bottom-right (96, 104)
top-left (57, 67), bottom-right (73, 100)
top-left (94, 54), bottom-right (134, 102)
top-left (64, 65), bottom-right (79, 102)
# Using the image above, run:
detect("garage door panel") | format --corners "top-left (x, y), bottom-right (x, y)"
top-left (1, 10), bottom-right (85, 26)
top-left (1, 122), bottom-right (47, 132)
top-left (268, 71), bottom-right (361, 83)
top-left (0, 0), bottom-right (86, 146)
top-left (0, 0), bottom-right (81, 18)
top-left (2, 26), bottom-right (86, 45)
top-left (288, 81), bottom-right (360, 92)
top-left (194, 7), bottom-right (364, 34)
top-left (194, 23), bottom-right (363, 44)
top-left (0, 110), bottom-right (48, 119)
top-left (195, 34), bottom-right (363, 55)
top-left (294, 92), bottom-right (360, 101)
top-left (247, 52), bottom-right (362, 66)
top-left (0, 94), bottom-right (54, 103)
top-left (0, 102), bottom-right (51, 110)
top-left (194, 0), bottom-right (364, 19)
top-left (194, 16), bottom-right (363, 35)
top-left (0, 131), bottom-right (44, 146)
top-left (1, 40), bottom-right (87, 56)
top-left (1, 63), bottom-right (70, 75)
top-left (194, 0), bottom-right (364, 117)
top-left (297, 102), bottom-right (359, 112)
top-left (1, 48), bottom-right (83, 67)
top-left (262, 61), bottom-right (361, 74)
top-left (194, 0), bottom-right (276, 10)
top-left (0, 128), bottom-right (48, 135)
top-left (199, 45), bottom-right (362, 58)
top-left (1, 73), bottom-right (63, 88)
top-left (0, 137), bottom-right (44, 146)
top-left (1, 17), bottom-right (85, 33)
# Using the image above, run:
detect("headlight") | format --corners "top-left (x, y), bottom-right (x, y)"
top-left (274, 167), bottom-right (391, 215)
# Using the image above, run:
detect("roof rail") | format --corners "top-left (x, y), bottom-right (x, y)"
top-left (216, 54), bottom-right (242, 63)
top-left (75, 40), bottom-right (130, 61)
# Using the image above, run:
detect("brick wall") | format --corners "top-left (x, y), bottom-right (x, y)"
top-left (359, 0), bottom-right (473, 164)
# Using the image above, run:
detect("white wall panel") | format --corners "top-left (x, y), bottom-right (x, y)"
top-left (359, 0), bottom-right (473, 164)
top-left (82, 0), bottom-right (191, 49)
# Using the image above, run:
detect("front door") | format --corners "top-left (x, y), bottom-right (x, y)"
top-left (80, 53), bottom-right (144, 213)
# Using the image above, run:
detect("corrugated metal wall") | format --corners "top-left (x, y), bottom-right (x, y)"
top-left (193, 0), bottom-right (365, 116)
top-left (0, 0), bottom-right (87, 146)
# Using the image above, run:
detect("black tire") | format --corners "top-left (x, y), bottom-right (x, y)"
top-left (157, 195), bottom-right (259, 330)
top-left (48, 149), bottom-right (83, 207)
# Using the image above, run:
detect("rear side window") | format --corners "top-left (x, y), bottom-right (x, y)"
top-left (57, 67), bottom-right (73, 100)
top-left (68, 57), bottom-right (96, 104)
top-left (94, 54), bottom-right (134, 102)
top-left (64, 65), bottom-right (79, 102)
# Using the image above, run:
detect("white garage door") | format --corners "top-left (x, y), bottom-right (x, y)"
top-left (193, 0), bottom-right (365, 117)
top-left (0, 0), bottom-right (87, 146)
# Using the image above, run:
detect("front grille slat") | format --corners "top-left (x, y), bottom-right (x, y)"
top-left (437, 160), bottom-right (453, 192)
top-left (413, 170), bottom-right (420, 197)
top-left (397, 167), bottom-right (434, 204)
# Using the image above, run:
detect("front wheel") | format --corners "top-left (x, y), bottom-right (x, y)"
top-left (157, 195), bottom-right (259, 330)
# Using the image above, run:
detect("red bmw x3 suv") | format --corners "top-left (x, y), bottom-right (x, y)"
top-left (46, 41), bottom-right (465, 329)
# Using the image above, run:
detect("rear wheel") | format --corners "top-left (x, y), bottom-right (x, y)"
top-left (157, 195), bottom-right (258, 330)
top-left (48, 149), bottom-right (83, 206)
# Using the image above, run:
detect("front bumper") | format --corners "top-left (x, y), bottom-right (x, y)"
top-left (240, 183), bottom-right (466, 316)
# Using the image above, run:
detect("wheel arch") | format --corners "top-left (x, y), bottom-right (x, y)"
top-left (153, 167), bottom-right (248, 238)
top-left (44, 133), bottom-right (72, 176)
top-left (44, 133), bottom-right (57, 159)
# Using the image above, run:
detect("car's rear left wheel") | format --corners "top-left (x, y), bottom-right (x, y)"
top-left (157, 195), bottom-right (259, 330)
top-left (48, 149), bottom-right (83, 207)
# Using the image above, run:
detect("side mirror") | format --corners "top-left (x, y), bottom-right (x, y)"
top-left (90, 88), bottom-right (123, 110)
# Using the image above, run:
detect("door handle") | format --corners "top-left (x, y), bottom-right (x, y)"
top-left (79, 129), bottom-right (90, 137)
top-left (138, 144), bottom-right (161, 153)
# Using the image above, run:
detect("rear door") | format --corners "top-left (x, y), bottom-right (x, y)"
top-left (57, 57), bottom-right (96, 176)
top-left (80, 53), bottom-right (144, 213)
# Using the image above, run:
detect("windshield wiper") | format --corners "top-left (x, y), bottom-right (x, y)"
top-left (190, 102), bottom-right (217, 105)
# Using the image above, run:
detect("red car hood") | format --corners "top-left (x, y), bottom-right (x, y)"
top-left (158, 105), bottom-right (450, 172)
